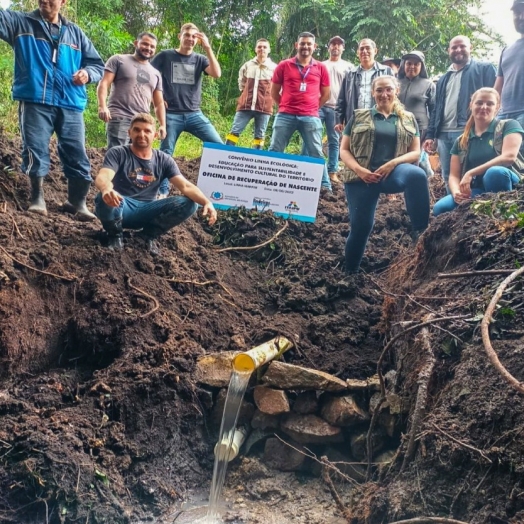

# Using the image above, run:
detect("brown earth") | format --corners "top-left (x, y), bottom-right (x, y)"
top-left (0, 131), bottom-right (523, 524)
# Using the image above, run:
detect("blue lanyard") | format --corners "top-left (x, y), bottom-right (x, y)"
top-left (295, 59), bottom-right (313, 82)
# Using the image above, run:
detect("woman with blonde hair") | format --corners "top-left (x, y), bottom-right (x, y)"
top-left (339, 75), bottom-right (429, 274)
top-left (433, 87), bottom-right (523, 216)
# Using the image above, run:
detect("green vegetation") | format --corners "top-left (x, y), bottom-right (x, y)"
top-left (0, 0), bottom-right (502, 156)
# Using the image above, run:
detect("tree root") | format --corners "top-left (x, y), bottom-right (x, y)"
top-left (401, 328), bottom-right (435, 472)
top-left (127, 277), bottom-right (160, 317)
top-left (0, 245), bottom-right (77, 282)
top-left (215, 222), bottom-right (288, 253)
top-left (321, 457), bottom-right (352, 523)
top-left (481, 266), bottom-right (524, 395)
top-left (438, 269), bottom-right (516, 279)
top-left (389, 518), bottom-right (469, 524)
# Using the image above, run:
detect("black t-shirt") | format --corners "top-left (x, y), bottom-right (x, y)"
top-left (103, 146), bottom-right (181, 201)
top-left (151, 50), bottom-right (209, 113)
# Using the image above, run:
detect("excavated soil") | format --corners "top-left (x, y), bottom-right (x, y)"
top-left (0, 131), bottom-right (523, 524)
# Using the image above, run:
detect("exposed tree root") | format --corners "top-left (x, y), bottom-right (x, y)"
top-left (215, 221), bottom-right (288, 252)
top-left (389, 518), bottom-right (469, 524)
top-left (438, 269), bottom-right (516, 279)
top-left (481, 266), bottom-right (524, 395)
top-left (127, 277), bottom-right (160, 317)
top-left (401, 328), bottom-right (435, 472)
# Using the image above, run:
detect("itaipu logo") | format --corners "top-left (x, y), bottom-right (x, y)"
top-left (285, 201), bottom-right (300, 211)
top-left (210, 191), bottom-right (224, 201)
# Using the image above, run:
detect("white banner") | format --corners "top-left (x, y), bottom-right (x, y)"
top-left (197, 143), bottom-right (325, 223)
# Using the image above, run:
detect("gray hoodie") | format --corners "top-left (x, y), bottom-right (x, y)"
top-left (398, 51), bottom-right (435, 136)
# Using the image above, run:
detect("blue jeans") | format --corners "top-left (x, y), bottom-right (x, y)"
top-left (269, 113), bottom-right (332, 190)
top-left (433, 167), bottom-right (520, 216)
top-left (301, 106), bottom-right (340, 173)
top-left (344, 164), bottom-right (430, 273)
top-left (159, 111), bottom-right (223, 196)
top-left (107, 118), bottom-right (131, 149)
top-left (18, 101), bottom-right (91, 180)
top-left (437, 131), bottom-right (462, 193)
top-left (230, 110), bottom-right (271, 139)
top-left (95, 193), bottom-right (198, 233)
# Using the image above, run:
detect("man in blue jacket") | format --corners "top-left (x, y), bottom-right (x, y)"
top-left (423, 36), bottom-right (496, 193)
top-left (0, 0), bottom-right (104, 219)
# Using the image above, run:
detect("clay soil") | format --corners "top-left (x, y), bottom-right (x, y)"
top-left (0, 131), bottom-right (523, 524)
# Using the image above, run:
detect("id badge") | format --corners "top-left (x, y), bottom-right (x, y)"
top-left (300, 82), bottom-right (307, 92)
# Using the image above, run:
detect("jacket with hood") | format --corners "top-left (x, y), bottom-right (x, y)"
top-left (335, 62), bottom-right (393, 126)
top-left (0, 8), bottom-right (104, 112)
top-left (398, 52), bottom-right (435, 135)
top-left (426, 59), bottom-right (496, 140)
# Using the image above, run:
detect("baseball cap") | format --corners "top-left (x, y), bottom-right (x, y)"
top-left (401, 50), bottom-right (425, 62)
top-left (511, 0), bottom-right (524, 9)
top-left (328, 36), bottom-right (345, 46)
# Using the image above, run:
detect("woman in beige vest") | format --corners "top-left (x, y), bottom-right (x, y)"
top-left (339, 76), bottom-right (429, 274)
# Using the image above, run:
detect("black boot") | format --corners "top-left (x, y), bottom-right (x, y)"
top-left (62, 178), bottom-right (96, 221)
top-left (102, 219), bottom-right (124, 250)
top-left (28, 177), bottom-right (47, 216)
top-left (410, 228), bottom-right (425, 244)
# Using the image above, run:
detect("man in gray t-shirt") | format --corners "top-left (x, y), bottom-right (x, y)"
top-left (94, 113), bottom-right (217, 254)
top-left (495, 0), bottom-right (524, 129)
top-left (97, 32), bottom-right (166, 149)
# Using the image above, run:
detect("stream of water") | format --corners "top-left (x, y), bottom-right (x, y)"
top-left (200, 369), bottom-right (251, 523)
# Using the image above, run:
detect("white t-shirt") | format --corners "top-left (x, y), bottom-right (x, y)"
top-left (323, 59), bottom-right (353, 108)
top-left (358, 68), bottom-right (374, 109)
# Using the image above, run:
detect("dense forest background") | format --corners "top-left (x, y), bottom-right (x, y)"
top-left (0, 0), bottom-right (503, 152)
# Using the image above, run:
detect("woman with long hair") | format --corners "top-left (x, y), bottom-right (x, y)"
top-left (339, 75), bottom-right (430, 275)
top-left (433, 88), bottom-right (523, 216)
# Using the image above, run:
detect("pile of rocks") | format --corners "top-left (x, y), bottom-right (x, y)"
top-left (196, 355), bottom-right (399, 478)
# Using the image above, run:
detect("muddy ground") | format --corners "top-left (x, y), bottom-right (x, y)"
top-left (0, 131), bottom-right (523, 524)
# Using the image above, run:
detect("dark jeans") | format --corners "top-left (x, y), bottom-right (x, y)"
top-left (433, 167), bottom-right (520, 216)
top-left (95, 193), bottom-right (198, 233)
top-left (19, 101), bottom-right (91, 180)
top-left (344, 163), bottom-right (430, 273)
top-left (437, 130), bottom-right (462, 194)
top-left (106, 118), bottom-right (131, 149)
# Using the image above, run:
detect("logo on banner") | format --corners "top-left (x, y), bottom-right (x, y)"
top-left (210, 191), bottom-right (224, 200)
top-left (285, 201), bottom-right (300, 211)
top-left (253, 197), bottom-right (271, 210)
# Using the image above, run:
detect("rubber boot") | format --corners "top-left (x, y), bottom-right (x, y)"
top-left (252, 138), bottom-right (264, 150)
top-left (62, 178), bottom-right (96, 222)
top-left (225, 133), bottom-right (239, 146)
top-left (101, 219), bottom-right (124, 250)
top-left (28, 176), bottom-right (48, 216)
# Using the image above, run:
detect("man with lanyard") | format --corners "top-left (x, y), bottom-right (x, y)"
top-left (269, 32), bottom-right (332, 192)
top-left (0, 0), bottom-right (104, 219)
top-left (94, 113), bottom-right (217, 254)
top-left (97, 32), bottom-right (166, 149)
top-left (302, 35), bottom-right (353, 183)
top-left (335, 39), bottom-right (392, 133)
top-left (423, 35), bottom-right (496, 192)
top-left (152, 22), bottom-right (223, 197)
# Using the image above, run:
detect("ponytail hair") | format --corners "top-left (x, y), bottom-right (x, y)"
top-left (459, 87), bottom-right (500, 150)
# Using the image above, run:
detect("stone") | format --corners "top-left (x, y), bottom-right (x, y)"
top-left (253, 386), bottom-right (290, 415)
top-left (196, 353), bottom-right (236, 387)
top-left (320, 395), bottom-right (369, 427)
top-left (293, 391), bottom-right (319, 415)
top-left (263, 437), bottom-right (306, 471)
top-left (251, 410), bottom-right (280, 430)
top-left (262, 361), bottom-right (347, 392)
top-left (212, 389), bottom-right (255, 426)
top-left (280, 413), bottom-right (343, 444)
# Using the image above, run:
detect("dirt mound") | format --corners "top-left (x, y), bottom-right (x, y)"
top-left (0, 129), bottom-right (523, 524)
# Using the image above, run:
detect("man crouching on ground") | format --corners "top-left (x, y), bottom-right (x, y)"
top-left (94, 113), bottom-right (217, 254)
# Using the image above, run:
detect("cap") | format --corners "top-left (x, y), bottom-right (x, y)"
top-left (511, 0), bottom-right (524, 8)
top-left (401, 50), bottom-right (425, 62)
top-left (328, 36), bottom-right (345, 46)
top-left (382, 57), bottom-right (401, 66)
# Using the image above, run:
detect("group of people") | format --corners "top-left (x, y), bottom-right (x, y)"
top-left (1, 0), bottom-right (523, 271)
